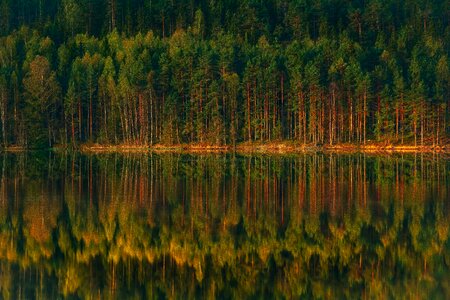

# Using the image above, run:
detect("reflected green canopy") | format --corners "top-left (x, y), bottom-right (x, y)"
top-left (0, 153), bottom-right (448, 299)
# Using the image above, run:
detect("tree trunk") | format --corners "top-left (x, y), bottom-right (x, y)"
top-left (109, 0), bottom-right (116, 31)
top-left (89, 88), bottom-right (93, 141)
top-left (78, 97), bottom-right (82, 140)
top-left (247, 83), bottom-right (251, 142)
top-left (0, 88), bottom-right (6, 147)
top-left (363, 89), bottom-right (367, 144)
top-left (71, 112), bottom-right (75, 144)
top-left (421, 100), bottom-right (424, 146)
top-left (150, 90), bottom-right (153, 145)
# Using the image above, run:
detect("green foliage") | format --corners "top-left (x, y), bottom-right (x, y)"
top-left (22, 55), bottom-right (61, 147)
top-left (0, 1), bottom-right (449, 147)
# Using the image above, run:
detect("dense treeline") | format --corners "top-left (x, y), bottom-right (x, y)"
top-left (0, 0), bottom-right (449, 147)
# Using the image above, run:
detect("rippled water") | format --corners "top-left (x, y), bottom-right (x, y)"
top-left (0, 152), bottom-right (448, 299)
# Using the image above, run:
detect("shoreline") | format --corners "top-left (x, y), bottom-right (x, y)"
top-left (2, 142), bottom-right (449, 154)
top-left (75, 142), bottom-right (450, 154)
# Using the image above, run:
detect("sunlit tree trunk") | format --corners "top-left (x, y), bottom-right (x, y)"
top-left (363, 88), bottom-right (367, 145)
top-left (0, 81), bottom-right (6, 147)
top-left (109, 0), bottom-right (116, 31)
top-left (247, 83), bottom-right (251, 142)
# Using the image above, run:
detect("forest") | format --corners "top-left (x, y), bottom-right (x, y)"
top-left (0, 0), bottom-right (449, 148)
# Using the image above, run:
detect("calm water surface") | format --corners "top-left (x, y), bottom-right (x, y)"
top-left (0, 152), bottom-right (449, 299)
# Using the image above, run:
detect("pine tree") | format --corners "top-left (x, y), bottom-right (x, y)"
top-left (23, 55), bottom-right (61, 147)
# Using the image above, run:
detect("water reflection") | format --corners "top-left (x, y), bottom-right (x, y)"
top-left (0, 152), bottom-right (449, 299)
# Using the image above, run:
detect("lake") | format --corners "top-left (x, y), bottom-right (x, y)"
top-left (0, 152), bottom-right (448, 299)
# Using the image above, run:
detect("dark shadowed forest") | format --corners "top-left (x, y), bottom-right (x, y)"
top-left (0, 0), bottom-right (449, 148)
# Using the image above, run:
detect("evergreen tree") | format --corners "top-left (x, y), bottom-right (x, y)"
top-left (22, 55), bottom-right (61, 147)
top-left (0, 0), bottom-right (448, 148)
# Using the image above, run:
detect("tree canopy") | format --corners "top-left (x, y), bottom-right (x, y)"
top-left (0, 0), bottom-right (449, 147)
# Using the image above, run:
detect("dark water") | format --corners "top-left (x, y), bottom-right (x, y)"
top-left (0, 152), bottom-right (449, 299)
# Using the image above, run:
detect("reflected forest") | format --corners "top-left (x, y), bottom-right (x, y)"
top-left (0, 153), bottom-right (449, 298)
